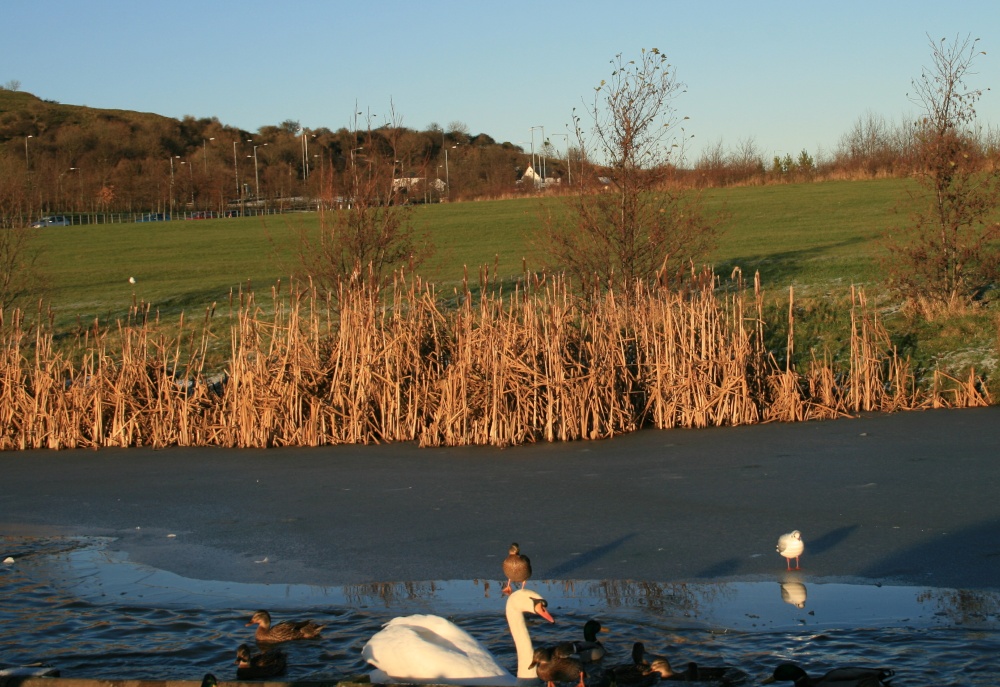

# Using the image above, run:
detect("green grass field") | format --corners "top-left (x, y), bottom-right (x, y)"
top-left (36, 178), bottom-right (910, 330)
top-left (25, 176), bottom-right (1000, 394)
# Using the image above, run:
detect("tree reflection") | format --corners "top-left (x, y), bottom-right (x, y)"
top-left (917, 587), bottom-right (1000, 625)
top-left (342, 580), bottom-right (441, 607)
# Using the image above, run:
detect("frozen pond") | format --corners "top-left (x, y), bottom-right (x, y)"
top-left (2, 536), bottom-right (999, 684)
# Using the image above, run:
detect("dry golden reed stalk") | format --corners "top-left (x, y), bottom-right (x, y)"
top-left (0, 273), bottom-right (990, 450)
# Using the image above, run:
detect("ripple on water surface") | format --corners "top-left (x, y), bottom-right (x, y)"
top-left (1, 536), bottom-right (999, 684)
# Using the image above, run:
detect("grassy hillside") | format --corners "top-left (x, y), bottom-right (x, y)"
top-left (35, 178), bottom-right (906, 324)
top-left (29, 176), bottom-right (998, 396)
top-left (0, 88), bottom-right (178, 140)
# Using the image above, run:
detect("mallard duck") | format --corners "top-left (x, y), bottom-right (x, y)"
top-left (554, 619), bottom-right (607, 662)
top-left (653, 660), bottom-right (749, 684)
top-left (600, 642), bottom-right (658, 687)
top-left (246, 609), bottom-right (323, 643)
top-left (200, 674), bottom-right (218, 687)
top-left (503, 542), bottom-right (532, 594)
top-left (235, 643), bottom-right (287, 680)
top-left (777, 530), bottom-right (805, 570)
top-left (362, 588), bottom-right (555, 684)
top-left (530, 647), bottom-right (586, 687)
top-left (763, 663), bottom-right (894, 686)
top-left (631, 642), bottom-right (666, 670)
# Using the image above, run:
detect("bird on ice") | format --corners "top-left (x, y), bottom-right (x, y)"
top-left (777, 530), bottom-right (804, 570)
top-left (502, 542), bottom-right (532, 595)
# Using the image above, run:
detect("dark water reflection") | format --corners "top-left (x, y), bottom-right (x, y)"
top-left (1, 537), bottom-right (999, 685)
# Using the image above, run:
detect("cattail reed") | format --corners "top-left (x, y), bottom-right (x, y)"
top-left (0, 271), bottom-right (989, 450)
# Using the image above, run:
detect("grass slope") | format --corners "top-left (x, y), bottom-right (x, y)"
top-left (34, 179), bottom-right (908, 328)
top-left (27, 177), bottom-right (1000, 394)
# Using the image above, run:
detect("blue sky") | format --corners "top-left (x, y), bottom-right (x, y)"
top-left (4, 1), bottom-right (999, 163)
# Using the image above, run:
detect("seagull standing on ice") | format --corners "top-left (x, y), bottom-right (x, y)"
top-left (777, 530), bottom-right (804, 570)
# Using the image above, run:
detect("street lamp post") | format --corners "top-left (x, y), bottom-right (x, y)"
top-left (301, 131), bottom-right (310, 181)
top-left (529, 126), bottom-right (544, 186)
top-left (180, 160), bottom-right (194, 208)
top-left (24, 135), bottom-right (32, 170)
top-left (313, 153), bottom-right (324, 208)
top-left (444, 145), bottom-right (457, 200)
top-left (549, 133), bottom-right (571, 186)
top-left (58, 167), bottom-right (79, 210)
top-left (540, 125), bottom-right (546, 182)
top-left (519, 142), bottom-right (532, 182)
top-left (350, 147), bottom-right (363, 205)
top-left (233, 140), bottom-right (240, 203)
top-left (249, 143), bottom-right (267, 203)
top-left (203, 137), bottom-right (215, 173)
top-left (169, 156), bottom-right (180, 215)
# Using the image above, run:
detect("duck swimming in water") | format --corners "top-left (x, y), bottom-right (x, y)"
top-left (601, 643), bottom-right (658, 687)
top-left (530, 647), bottom-right (586, 687)
top-left (763, 662), bottom-right (894, 686)
top-left (246, 610), bottom-right (323, 643)
top-left (235, 643), bottom-right (287, 680)
top-left (554, 619), bottom-right (607, 662)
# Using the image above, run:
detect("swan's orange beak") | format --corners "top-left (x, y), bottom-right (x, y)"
top-left (535, 602), bottom-right (555, 623)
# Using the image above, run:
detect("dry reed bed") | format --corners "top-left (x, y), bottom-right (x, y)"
top-left (0, 274), bottom-right (989, 450)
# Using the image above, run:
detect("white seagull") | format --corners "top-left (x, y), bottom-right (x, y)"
top-left (777, 530), bottom-right (804, 570)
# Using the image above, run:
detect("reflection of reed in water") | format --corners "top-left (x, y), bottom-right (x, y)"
top-left (342, 580), bottom-right (441, 607)
top-left (917, 587), bottom-right (1000, 625)
top-left (579, 579), bottom-right (735, 617)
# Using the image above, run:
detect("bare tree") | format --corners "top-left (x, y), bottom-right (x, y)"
top-left (295, 109), bottom-right (432, 298)
top-left (729, 136), bottom-right (766, 184)
top-left (883, 34), bottom-right (1000, 312)
top-left (694, 137), bottom-right (728, 186)
top-left (837, 110), bottom-right (897, 176)
top-left (543, 48), bottom-right (721, 290)
top-left (0, 159), bottom-right (43, 310)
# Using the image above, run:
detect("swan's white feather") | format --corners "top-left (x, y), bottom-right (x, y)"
top-left (362, 588), bottom-right (547, 685)
top-left (363, 614), bottom-right (512, 683)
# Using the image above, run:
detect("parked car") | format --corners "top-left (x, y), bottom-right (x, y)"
top-left (137, 213), bottom-right (171, 222)
top-left (31, 215), bottom-right (72, 228)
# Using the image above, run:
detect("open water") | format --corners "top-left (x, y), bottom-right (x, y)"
top-left (1, 536), bottom-right (999, 685)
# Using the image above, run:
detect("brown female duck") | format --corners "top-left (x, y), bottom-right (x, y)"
top-left (503, 542), bottom-right (532, 595)
top-left (235, 643), bottom-right (287, 680)
top-left (530, 646), bottom-right (586, 687)
top-left (638, 643), bottom-right (748, 685)
top-left (246, 609), bottom-right (324, 643)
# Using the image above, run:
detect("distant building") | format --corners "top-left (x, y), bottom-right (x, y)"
top-left (392, 177), bottom-right (446, 192)
top-left (520, 165), bottom-right (543, 186)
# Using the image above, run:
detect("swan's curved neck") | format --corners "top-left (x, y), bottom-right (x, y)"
top-left (506, 603), bottom-right (535, 679)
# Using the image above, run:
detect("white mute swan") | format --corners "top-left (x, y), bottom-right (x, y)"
top-left (362, 587), bottom-right (555, 685)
